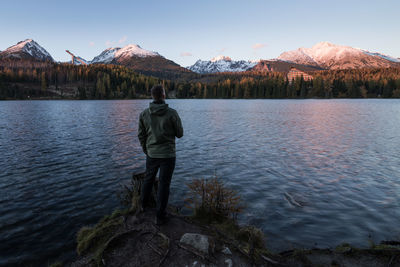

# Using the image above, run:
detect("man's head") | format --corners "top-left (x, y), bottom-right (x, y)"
top-left (151, 85), bottom-right (166, 102)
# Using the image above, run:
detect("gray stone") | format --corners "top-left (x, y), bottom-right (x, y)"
top-left (221, 246), bottom-right (232, 255)
top-left (225, 258), bottom-right (233, 267)
top-left (180, 233), bottom-right (210, 255)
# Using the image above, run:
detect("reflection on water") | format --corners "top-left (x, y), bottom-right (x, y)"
top-left (0, 99), bottom-right (400, 265)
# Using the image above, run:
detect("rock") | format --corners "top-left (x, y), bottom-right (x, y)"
top-left (225, 258), bottom-right (233, 267)
top-left (221, 246), bottom-right (232, 255)
top-left (180, 233), bottom-right (210, 255)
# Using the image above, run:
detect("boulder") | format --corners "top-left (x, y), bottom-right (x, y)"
top-left (221, 246), bottom-right (232, 255)
top-left (180, 233), bottom-right (210, 255)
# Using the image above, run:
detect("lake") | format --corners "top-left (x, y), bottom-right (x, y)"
top-left (1, 99), bottom-right (400, 266)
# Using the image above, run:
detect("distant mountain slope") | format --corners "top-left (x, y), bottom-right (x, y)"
top-left (278, 42), bottom-right (400, 70)
top-left (91, 47), bottom-right (121, 64)
top-left (188, 56), bottom-right (257, 74)
top-left (91, 44), bottom-right (192, 78)
top-left (360, 50), bottom-right (400, 63)
top-left (0, 39), bottom-right (54, 61)
top-left (2, 39), bottom-right (398, 78)
top-left (251, 59), bottom-right (324, 73)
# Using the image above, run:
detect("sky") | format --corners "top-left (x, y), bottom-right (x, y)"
top-left (0, 0), bottom-right (399, 66)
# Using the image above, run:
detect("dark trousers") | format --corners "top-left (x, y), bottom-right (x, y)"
top-left (141, 156), bottom-right (176, 219)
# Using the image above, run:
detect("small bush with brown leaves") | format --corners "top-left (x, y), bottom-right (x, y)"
top-left (185, 176), bottom-right (243, 222)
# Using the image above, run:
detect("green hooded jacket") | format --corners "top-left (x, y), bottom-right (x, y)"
top-left (138, 102), bottom-right (183, 158)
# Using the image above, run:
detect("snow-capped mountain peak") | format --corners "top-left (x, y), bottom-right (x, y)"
top-left (188, 56), bottom-right (257, 74)
top-left (90, 44), bottom-right (159, 64)
top-left (91, 47), bottom-right (121, 63)
top-left (0, 39), bottom-right (54, 61)
top-left (312, 41), bottom-right (336, 49)
top-left (114, 44), bottom-right (159, 59)
top-left (7, 39), bottom-right (35, 54)
top-left (278, 41), bottom-right (400, 69)
top-left (211, 55), bottom-right (232, 62)
top-left (295, 41), bottom-right (359, 63)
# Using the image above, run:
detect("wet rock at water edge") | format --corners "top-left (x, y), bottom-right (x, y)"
top-left (180, 233), bottom-right (212, 255)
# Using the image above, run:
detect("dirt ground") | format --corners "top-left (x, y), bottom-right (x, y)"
top-left (71, 208), bottom-right (255, 267)
top-left (70, 207), bottom-right (400, 267)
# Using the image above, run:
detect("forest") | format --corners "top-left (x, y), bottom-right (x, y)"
top-left (1, 60), bottom-right (400, 99)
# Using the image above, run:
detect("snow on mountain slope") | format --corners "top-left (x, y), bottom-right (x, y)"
top-left (91, 44), bottom-right (159, 64)
top-left (277, 49), bottom-right (319, 67)
top-left (114, 44), bottom-right (159, 59)
top-left (210, 55), bottom-right (232, 62)
top-left (278, 42), bottom-right (400, 69)
top-left (91, 47), bottom-right (120, 63)
top-left (360, 50), bottom-right (400, 63)
top-left (90, 43), bottom-right (191, 78)
top-left (0, 39), bottom-right (54, 61)
top-left (188, 56), bottom-right (257, 74)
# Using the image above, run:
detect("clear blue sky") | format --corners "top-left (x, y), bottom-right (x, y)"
top-left (1, 0), bottom-right (399, 66)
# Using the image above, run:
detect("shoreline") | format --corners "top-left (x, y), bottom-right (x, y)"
top-left (62, 174), bottom-right (400, 267)
top-left (62, 206), bottom-right (400, 267)
top-left (1, 96), bottom-right (398, 101)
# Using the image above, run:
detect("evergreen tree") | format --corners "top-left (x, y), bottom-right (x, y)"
top-left (41, 72), bottom-right (47, 92)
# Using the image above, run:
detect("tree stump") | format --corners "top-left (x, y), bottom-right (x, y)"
top-left (131, 172), bottom-right (159, 211)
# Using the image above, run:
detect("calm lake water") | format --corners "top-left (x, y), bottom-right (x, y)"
top-left (1, 99), bottom-right (400, 266)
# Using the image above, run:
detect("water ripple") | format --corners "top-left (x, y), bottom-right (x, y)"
top-left (1, 99), bottom-right (400, 265)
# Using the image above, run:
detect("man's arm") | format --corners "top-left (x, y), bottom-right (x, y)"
top-left (138, 113), bottom-right (148, 154)
top-left (174, 112), bottom-right (183, 138)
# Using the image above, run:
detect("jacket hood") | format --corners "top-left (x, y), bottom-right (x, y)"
top-left (149, 102), bottom-right (169, 115)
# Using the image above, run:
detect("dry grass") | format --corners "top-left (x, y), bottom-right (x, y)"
top-left (76, 209), bottom-right (124, 256)
top-left (117, 172), bottom-right (157, 212)
top-left (184, 175), bottom-right (244, 222)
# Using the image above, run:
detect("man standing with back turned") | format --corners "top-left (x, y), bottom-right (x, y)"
top-left (138, 85), bottom-right (183, 225)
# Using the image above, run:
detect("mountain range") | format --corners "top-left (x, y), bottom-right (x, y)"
top-left (90, 44), bottom-right (191, 78)
top-left (188, 56), bottom-right (257, 74)
top-left (277, 41), bottom-right (400, 70)
top-left (1, 39), bottom-right (399, 77)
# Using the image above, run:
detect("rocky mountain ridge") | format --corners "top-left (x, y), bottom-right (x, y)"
top-left (0, 39), bottom-right (54, 61)
top-left (1, 39), bottom-right (399, 75)
top-left (278, 41), bottom-right (400, 70)
top-left (187, 56), bottom-right (257, 74)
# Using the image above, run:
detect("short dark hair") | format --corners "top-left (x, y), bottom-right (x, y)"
top-left (151, 85), bottom-right (165, 101)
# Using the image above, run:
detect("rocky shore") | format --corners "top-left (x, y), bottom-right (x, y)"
top-left (63, 174), bottom-right (400, 267)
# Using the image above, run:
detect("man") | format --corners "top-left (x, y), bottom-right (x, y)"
top-left (138, 85), bottom-right (183, 225)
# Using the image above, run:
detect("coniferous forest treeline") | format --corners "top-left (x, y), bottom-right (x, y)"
top-left (1, 60), bottom-right (400, 99)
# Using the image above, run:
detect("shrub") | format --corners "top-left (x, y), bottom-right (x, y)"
top-left (185, 176), bottom-right (243, 222)
top-left (117, 172), bottom-right (157, 212)
top-left (237, 226), bottom-right (265, 249)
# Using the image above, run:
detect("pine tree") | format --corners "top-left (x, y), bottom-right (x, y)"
top-left (41, 72), bottom-right (47, 92)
